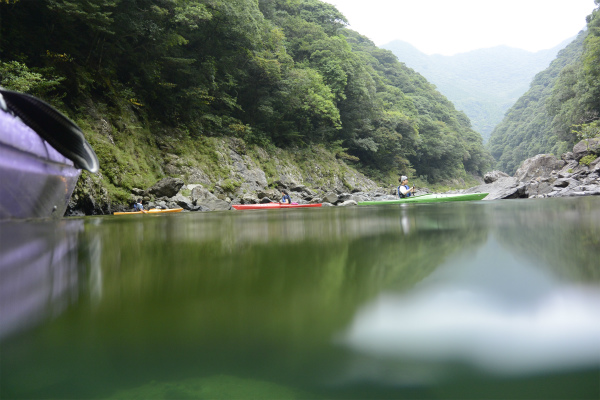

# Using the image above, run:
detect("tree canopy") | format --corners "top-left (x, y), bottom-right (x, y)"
top-left (0, 0), bottom-right (492, 183)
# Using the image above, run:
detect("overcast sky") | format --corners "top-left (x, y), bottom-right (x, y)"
top-left (324, 0), bottom-right (597, 55)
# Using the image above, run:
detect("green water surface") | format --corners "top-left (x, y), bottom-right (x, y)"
top-left (1, 197), bottom-right (599, 399)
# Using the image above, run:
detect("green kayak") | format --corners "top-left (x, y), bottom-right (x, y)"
top-left (358, 192), bottom-right (489, 205)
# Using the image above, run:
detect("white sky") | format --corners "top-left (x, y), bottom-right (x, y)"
top-left (325, 0), bottom-right (597, 55)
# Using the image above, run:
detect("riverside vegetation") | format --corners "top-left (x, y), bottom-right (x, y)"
top-left (0, 0), bottom-right (491, 214)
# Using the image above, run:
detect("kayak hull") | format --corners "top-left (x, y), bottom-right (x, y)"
top-left (0, 89), bottom-right (99, 220)
top-left (358, 193), bottom-right (489, 205)
top-left (0, 111), bottom-right (81, 220)
top-left (232, 203), bottom-right (322, 210)
top-left (114, 207), bottom-right (184, 215)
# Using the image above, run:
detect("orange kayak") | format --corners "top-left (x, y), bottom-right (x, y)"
top-left (114, 207), bottom-right (184, 215)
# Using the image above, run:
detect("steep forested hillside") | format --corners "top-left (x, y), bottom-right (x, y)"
top-left (487, 32), bottom-right (587, 174)
top-left (488, 0), bottom-right (600, 176)
top-left (0, 0), bottom-right (491, 196)
top-left (382, 40), bottom-right (570, 142)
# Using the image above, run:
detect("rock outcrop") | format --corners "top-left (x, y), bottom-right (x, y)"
top-left (483, 170), bottom-right (510, 183)
top-left (147, 177), bottom-right (185, 198)
top-left (513, 154), bottom-right (566, 182)
top-left (457, 139), bottom-right (600, 200)
top-left (572, 137), bottom-right (600, 160)
top-left (190, 186), bottom-right (231, 211)
top-left (463, 177), bottom-right (527, 200)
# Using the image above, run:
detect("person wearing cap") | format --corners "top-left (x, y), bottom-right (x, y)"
top-left (397, 176), bottom-right (415, 198)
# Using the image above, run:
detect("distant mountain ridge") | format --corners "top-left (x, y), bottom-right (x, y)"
top-left (381, 39), bottom-right (574, 142)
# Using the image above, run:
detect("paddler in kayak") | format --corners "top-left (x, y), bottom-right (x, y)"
top-left (398, 176), bottom-right (415, 198)
top-left (133, 198), bottom-right (147, 213)
top-left (280, 190), bottom-right (292, 204)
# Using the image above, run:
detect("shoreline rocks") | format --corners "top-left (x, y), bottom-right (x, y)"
top-left (67, 138), bottom-right (600, 215)
top-left (456, 139), bottom-right (600, 200)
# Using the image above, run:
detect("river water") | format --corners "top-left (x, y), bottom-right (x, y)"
top-left (1, 197), bottom-right (599, 399)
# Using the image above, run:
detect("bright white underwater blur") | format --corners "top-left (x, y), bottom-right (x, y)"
top-left (339, 235), bottom-right (600, 379)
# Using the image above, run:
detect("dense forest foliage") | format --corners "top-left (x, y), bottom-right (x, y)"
top-left (383, 40), bottom-right (567, 143)
top-left (0, 0), bottom-right (491, 185)
top-left (488, 0), bottom-right (600, 175)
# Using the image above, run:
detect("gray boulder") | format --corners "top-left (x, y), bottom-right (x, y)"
top-left (170, 194), bottom-right (195, 211)
top-left (147, 177), bottom-right (185, 198)
top-left (191, 186), bottom-right (218, 203)
top-left (323, 192), bottom-right (339, 204)
top-left (514, 154), bottom-right (565, 182)
top-left (198, 198), bottom-right (231, 211)
top-left (484, 170), bottom-right (510, 183)
top-left (464, 177), bottom-right (527, 200)
top-left (573, 138), bottom-right (600, 160)
top-left (190, 186), bottom-right (231, 210)
top-left (337, 200), bottom-right (358, 207)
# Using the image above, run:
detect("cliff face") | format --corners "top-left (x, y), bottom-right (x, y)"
top-left (66, 101), bottom-right (381, 215)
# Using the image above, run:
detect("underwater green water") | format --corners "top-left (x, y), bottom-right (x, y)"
top-left (1, 197), bottom-right (599, 399)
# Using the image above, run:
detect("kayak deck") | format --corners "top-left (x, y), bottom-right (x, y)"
top-left (114, 207), bottom-right (184, 215)
top-left (358, 192), bottom-right (488, 205)
top-left (232, 203), bottom-right (322, 210)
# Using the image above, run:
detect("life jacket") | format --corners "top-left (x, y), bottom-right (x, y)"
top-left (133, 202), bottom-right (143, 211)
top-left (397, 185), bottom-right (411, 198)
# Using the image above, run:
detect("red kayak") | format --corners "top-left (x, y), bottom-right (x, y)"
top-left (232, 203), bottom-right (322, 210)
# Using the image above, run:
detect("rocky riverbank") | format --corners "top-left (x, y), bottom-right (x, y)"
top-left (456, 138), bottom-right (600, 200)
top-left (107, 177), bottom-right (390, 213)
top-left (66, 138), bottom-right (599, 215)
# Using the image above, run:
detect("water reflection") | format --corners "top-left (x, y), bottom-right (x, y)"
top-left (492, 199), bottom-right (600, 282)
top-left (0, 219), bottom-right (90, 340)
top-left (340, 235), bottom-right (600, 378)
top-left (0, 198), bottom-right (599, 399)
